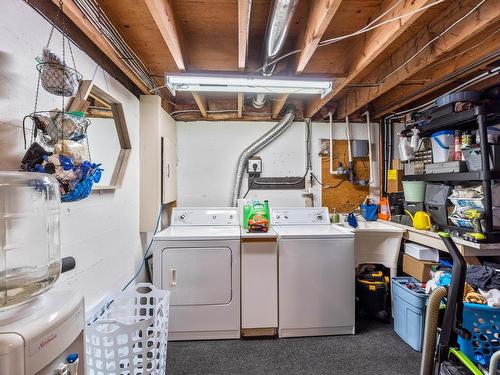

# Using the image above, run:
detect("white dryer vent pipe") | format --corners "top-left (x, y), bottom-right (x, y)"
top-left (231, 107), bottom-right (296, 206)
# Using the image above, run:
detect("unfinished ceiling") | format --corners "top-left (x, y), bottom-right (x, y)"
top-left (47, 0), bottom-right (500, 121)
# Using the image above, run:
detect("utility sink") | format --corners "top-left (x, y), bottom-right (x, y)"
top-left (334, 220), bottom-right (405, 232)
top-left (333, 220), bottom-right (404, 279)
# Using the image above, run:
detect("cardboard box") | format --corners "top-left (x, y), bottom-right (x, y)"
top-left (387, 169), bottom-right (403, 193)
top-left (402, 253), bottom-right (438, 282)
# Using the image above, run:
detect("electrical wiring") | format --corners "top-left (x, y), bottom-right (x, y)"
top-left (377, 0), bottom-right (487, 84)
top-left (244, 119), bottom-right (311, 192)
top-left (170, 109), bottom-right (239, 117)
top-left (121, 205), bottom-right (163, 292)
top-left (311, 172), bottom-right (346, 189)
top-left (254, 0), bottom-right (446, 74)
top-left (243, 176), bottom-right (254, 198)
top-left (425, 27), bottom-right (500, 70)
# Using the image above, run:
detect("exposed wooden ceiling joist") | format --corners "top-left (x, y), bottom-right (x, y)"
top-left (192, 92), bottom-right (208, 118)
top-left (271, 94), bottom-right (290, 119)
top-left (50, 0), bottom-right (150, 94)
top-left (38, 0), bottom-right (500, 120)
top-left (237, 93), bottom-right (244, 119)
top-left (372, 27), bottom-right (500, 118)
top-left (305, 0), bottom-right (450, 118)
top-left (295, 0), bottom-right (343, 73)
top-left (143, 0), bottom-right (185, 71)
top-left (238, 0), bottom-right (251, 71)
top-left (334, 0), bottom-right (500, 119)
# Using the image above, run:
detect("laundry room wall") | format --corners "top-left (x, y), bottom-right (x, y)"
top-left (177, 120), bottom-right (380, 208)
top-left (0, 0), bottom-right (143, 311)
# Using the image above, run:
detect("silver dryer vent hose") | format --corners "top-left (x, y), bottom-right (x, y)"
top-left (231, 109), bottom-right (295, 206)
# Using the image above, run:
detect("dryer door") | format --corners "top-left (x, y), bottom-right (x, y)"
top-left (161, 247), bottom-right (233, 306)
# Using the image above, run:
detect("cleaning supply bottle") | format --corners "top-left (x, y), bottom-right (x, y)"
top-left (330, 208), bottom-right (340, 223)
top-left (378, 197), bottom-right (391, 221)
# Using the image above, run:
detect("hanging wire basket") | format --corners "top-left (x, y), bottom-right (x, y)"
top-left (25, 110), bottom-right (90, 147)
top-left (37, 62), bottom-right (82, 97)
top-left (20, 0), bottom-right (102, 203)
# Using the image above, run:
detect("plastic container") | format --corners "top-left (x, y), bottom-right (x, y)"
top-left (458, 302), bottom-right (500, 369)
top-left (86, 283), bottom-right (170, 375)
top-left (403, 180), bottom-right (426, 203)
top-left (463, 145), bottom-right (500, 172)
top-left (431, 130), bottom-right (454, 163)
top-left (0, 172), bottom-right (61, 310)
top-left (392, 276), bottom-right (429, 352)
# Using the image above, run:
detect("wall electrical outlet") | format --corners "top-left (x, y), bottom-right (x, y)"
top-left (247, 156), bottom-right (262, 176)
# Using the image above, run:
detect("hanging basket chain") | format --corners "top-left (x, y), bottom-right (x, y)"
top-left (23, 0), bottom-right (99, 202)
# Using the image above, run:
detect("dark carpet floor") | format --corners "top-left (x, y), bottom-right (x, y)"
top-left (166, 320), bottom-right (421, 375)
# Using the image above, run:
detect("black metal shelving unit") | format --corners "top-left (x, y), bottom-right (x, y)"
top-left (403, 101), bottom-right (500, 243)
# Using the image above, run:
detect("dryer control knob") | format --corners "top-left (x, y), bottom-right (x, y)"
top-left (178, 213), bottom-right (188, 221)
top-left (315, 213), bottom-right (324, 221)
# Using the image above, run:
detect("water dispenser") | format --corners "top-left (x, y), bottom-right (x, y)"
top-left (0, 172), bottom-right (61, 309)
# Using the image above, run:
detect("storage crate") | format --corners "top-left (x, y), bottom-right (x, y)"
top-left (458, 302), bottom-right (500, 370)
top-left (391, 277), bottom-right (429, 352)
top-left (86, 283), bottom-right (170, 375)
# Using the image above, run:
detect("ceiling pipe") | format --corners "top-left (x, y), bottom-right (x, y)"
top-left (262, 0), bottom-right (300, 76)
top-left (253, 0), bottom-right (300, 108)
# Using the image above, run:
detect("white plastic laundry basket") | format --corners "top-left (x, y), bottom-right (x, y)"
top-left (86, 283), bottom-right (170, 375)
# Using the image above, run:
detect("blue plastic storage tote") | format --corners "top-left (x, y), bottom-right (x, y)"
top-left (458, 302), bottom-right (499, 369)
top-left (392, 277), bottom-right (429, 352)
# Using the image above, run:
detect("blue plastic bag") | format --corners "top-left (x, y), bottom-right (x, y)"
top-left (360, 203), bottom-right (378, 221)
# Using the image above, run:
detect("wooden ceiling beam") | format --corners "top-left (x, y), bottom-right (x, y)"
top-left (334, 0), bottom-right (500, 119)
top-left (192, 92), bottom-right (208, 118)
top-left (271, 94), bottom-right (290, 119)
top-left (371, 29), bottom-right (500, 118)
top-left (49, 0), bottom-right (150, 94)
top-left (144, 0), bottom-right (185, 71)
top-left (295, 0), bottom-right (343, 73)
top-left (238, 0), bottom-right (252, 71)
top-left (305, 0), bottom-right (447, 117)
top-left (237, 93), bottom-right (244, 119)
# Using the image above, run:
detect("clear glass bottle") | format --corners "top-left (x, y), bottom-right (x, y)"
top-left (0, 172), bottom-right (61, 309)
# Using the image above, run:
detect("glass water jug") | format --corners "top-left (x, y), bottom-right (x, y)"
top-left (0, 172), bottom-right (61, 309)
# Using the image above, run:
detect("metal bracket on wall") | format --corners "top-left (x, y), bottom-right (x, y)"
top-left (248, 177), bottom-right (305, 190)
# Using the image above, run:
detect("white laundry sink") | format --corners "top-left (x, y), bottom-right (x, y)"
top-left (333, 220), bottom-right (405, 279)
top-left (335, 220), bottom-right (405, 232)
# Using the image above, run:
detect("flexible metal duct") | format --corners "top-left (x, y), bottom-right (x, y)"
top-left (251, 0), bottom-right (299, 108)
top-left (231, 107), bottom-right (296, 206)
top-left (420, 286), bottom-right (448, 375)
top-left (262, 0), bottom-right (300, 76)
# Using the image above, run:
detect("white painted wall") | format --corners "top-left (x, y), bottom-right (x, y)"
top-left (0, 0), bottom-right (142, 311)
top-left (177, 120), bottom-right (380, 208)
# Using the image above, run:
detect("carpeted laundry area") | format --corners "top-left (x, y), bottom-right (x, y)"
top-left (166, 320), bottom-right (421, 375)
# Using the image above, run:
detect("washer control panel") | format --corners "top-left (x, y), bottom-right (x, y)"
top-left (271, 207), bottom-right (330, 225)
top-left (172, 208), bottom-right (239, 226)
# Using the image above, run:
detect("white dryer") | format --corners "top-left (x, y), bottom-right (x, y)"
top-left (152, 207), bottom-right (240, 341)
top-left (271, 207), bottom-right (355, 338)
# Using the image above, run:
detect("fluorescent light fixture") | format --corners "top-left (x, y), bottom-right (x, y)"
top-left (164, 74), bottom-right (333, 98)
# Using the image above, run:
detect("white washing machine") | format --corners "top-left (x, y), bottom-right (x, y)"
top-left (271, 207), bottom-right (355, 338)
top-left (152, 207), bottom-right (240, 340)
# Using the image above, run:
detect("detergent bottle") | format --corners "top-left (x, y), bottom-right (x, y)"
top-left (245, 200), bottom-right (270, 232)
